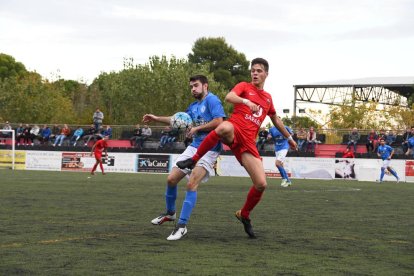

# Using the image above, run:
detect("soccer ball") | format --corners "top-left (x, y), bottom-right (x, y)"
top-left (170, 112), bottom-right (193, 130)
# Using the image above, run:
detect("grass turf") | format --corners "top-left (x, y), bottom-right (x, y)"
top-left (0, 170), bottom-right (413, 275)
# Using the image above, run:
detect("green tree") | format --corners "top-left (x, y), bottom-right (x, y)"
top-left (188, 37), bottom-right (250, 91)
top-left (0, 53), bottom-right (27, 80)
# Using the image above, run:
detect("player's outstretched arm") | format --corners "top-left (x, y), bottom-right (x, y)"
top-left (142, 114), bottom-right (171, 125)
top-left (225, 91), bottom-right (259, 112)
top-left (269, 114), bottom-right (297, 150)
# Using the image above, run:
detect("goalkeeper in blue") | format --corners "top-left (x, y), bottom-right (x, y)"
top-left (269, 124), bottom-right (294, 187)
top-left (377, 138), bottom-right (400, 183)
top-left (142, 75), bottom-right (226, 241)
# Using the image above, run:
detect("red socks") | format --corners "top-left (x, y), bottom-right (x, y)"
top-left (99, 162), bottom-right (104, 173)
top-left (241, 186), bottom-right (264, 219)
top-left (193, 130), bottom-right (220, 162)
top-left (91, 163), bottom-right (98, 173)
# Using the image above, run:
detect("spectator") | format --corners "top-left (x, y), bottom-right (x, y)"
top-left (101, 125), bottom-right (112, 139)
top-left (402, 127), bottom-right (413, 153)
top-left (53, 124), bottom-right (71, 146)
top-left (129, 124), bottom-right (142, 147)
top-left (15, 123), bottom-right (25, 146)
top-left (159, 126), bottom-right (179, 148)
top-left (366, 129), bottom-right (378, 153)
top-left (136, 124), bottom-right (152, 149)
top-left (0, 121), bottom-right (12, 144)
top-left (342, 147), bottom-right (355, 158)
top-left (306, 126), bottom-right (317, 152)
top-left (50, 124), bottom-right (60, 144)
top-left (83, 124), bottom-right (98, 146)
top-left (22, 124), bottom-right (32, 146)
top-left (29, 124), bottom-right (41, 145)
top-left (385, 130), bottom-right (396, 146)
top-left (347, 127), bottom-right (360, 153)
top-left (296, 127), bottom-right (307, 152)
top-left (71, 126), bottom-right (84, 146)
top-left (93, 108), bottom-right (104, 130)
top-left (40, 125), bottom-right (51, 145)
top-left (375, 129), bottom-right (387, 152)
top-left (256, 127), bottom-right (269, 150)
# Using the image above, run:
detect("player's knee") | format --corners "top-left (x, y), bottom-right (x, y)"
top-left (167, 174), bottom-right (179, 186)
top-left (254, 180), bottom-right (267, 191)
top-left (186, 181), bottom-right (198, 191)
top-left (276, 160), bottom-right (283, 167)
top-left (215, 123), bottom-right (232, 137)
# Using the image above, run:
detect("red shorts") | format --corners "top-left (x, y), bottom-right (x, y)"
top-left (228, 122), bottom-right (261, 165)
top-left (94, 152), bottom-right (102, 160)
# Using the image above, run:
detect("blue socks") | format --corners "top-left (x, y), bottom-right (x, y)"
top-left (380, 168), bottom-right (400, 181)
top-left (277, 165), bottom-right (290, 182)
top-left (178, 191), bottom-right (197, 225)
top-left (165, 185), bottom-right (177, 214)
top-left (380, 168), bottom-right (385, 181)
top-left (389, 168), bottom-right (399, 180)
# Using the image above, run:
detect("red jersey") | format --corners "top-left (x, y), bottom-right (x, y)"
top-left (229, 82), bottom-right (276, 140)
top-left (94, 139), bottom-right (107, 153)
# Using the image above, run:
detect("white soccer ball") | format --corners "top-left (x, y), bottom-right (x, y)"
top-left (170, 112), bottom-right (193, 130)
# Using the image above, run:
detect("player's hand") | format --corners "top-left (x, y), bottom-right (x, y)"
top-left (186, 126), bottom-right (197, 138)
top-left (387, 157), bottom-right (391, 160)
top-left (288, 139), bottom-right (298, 151)
top-left (142, 114), bottom-right (156, 123)
top-left (246, 101), bottom-right (260, 112)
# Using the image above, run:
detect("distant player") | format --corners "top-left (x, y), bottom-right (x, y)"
top-left (90, 135), bottom-right (109, 175)
top-left (177, 58), bottom-right (297, 238)
top-left (269, 124), bottom-right (293, 187)
top-left (143, 75), bottom-right (225, 241)
top-left (377, 138), bottom-right (399, 183)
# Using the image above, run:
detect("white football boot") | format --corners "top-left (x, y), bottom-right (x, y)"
top-left (281, 179), bottom-right (291, 188)
top-left (151, 212), bottom-right (176, 225)
top-left (166, 225), bottom-right (187, 241)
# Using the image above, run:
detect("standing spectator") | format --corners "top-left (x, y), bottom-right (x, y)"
top-left (136, 125), bottom-right (152, 149)
top-left (347, 127), bottom-right (360, 153)
top-left (296, 127), bottom-right (307, 152)
top-left (40, 125), bottom-right (51, 145)
top-left (256, 127), bottom-right (269, 150)
top-left (366, 129), bottom-right (378, 153)
top-left (129, 124), bottom-right (142, 147)
top-left (71, 126), bottom-right (84, 146)
top-left (93, 108), bottom-right (104, 130)
top-left (29, 125), bottom-right (41, 146)
top-left (22, 124), bottom-right (32, 146)
top-left (306, 126), bottom-right (317, 152)
top-left (53, 124), bottom-right (71, 146)
top-left (385, 130), bottom-right (396, 146)
top-left (83, 124), bottom-right (98, 146)
top-left (0, 121), bottom-right (12, 144)
top-left (15, 123), bottom-right (25, 146)
top-left (401, 127), bottom-right (412, 153)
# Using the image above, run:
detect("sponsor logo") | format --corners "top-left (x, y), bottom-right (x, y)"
top-left (249, 92), bottom-right (256, 96)
top-left (138, 154), bottom-right (170, 173)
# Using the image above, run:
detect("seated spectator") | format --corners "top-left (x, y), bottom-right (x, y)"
top-left (385, 130), bottom-right (396, 146)
top-left (29, 125), bottom-right (41, 146)
top-left (405, 136), bottom-right (414, 157)
top-left (296, 127), bottom-right (307, 152)
top-left (53, 124), bottom-right (71, 146)
top-left (101, 125), bottom-right (112, 139)
top-left (83, 124), bottom-right (98, 146)
top-left (0, 121), bottom-right (12, 144)
top-left (40, 125), bottom-right (51, 145)
top-left (366, 129), bottom-right (378, 153)
top-left (306, 126), bottom-right (317, 152)
top-left (256, 127), bottom-right (269, 150)
top-left (50, 124), bottom-right (60, 143)
top-left (129, 124), bottom-right (142, 147)
top-left (22, 124), bottom-right (32, 146)
top-left (402, 127), bottom-right (413, 153)
top-left (136, 125), bottom-right (152, 149)
top-left (15, 123), bottom-right (25, 146)
top-left (70, 126), bottom-right (84, 146)
top-left (342, 147), bottom-right (355, 158)
top-left (347, 127), bottom-right (360, 153)
top-left (159, 126), bottom-right (179, 148)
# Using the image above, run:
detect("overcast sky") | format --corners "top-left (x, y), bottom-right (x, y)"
top-left (1, 0), bottom-right (413, 114)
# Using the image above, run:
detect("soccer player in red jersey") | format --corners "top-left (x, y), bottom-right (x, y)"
top-left (178, 58), bottom-right (297, 238)
top-left (90, 135), bottom-right (109, 175)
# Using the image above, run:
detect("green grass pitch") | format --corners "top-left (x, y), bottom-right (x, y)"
top-left (0, 170), bottom-right (413, 275)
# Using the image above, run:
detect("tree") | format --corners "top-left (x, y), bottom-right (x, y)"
top-left (188, 37), bottom-right (250, 91)
top-left (0, 53), bottom-right (27, 80)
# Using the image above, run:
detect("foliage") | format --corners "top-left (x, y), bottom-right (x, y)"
top-left (0, 53), bottom-right (27, 80)
top-left (281, 115), bottom-right (320, 129)
top-left (188, 37), bottom-right (250, 91)
top-left (384, 104), bottom-right (414, 129)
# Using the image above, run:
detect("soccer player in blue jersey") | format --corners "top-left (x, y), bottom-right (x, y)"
top-left (269, 124), bottom-right (293, 187)
top-left (143, 75), bottom-right (226, 241)
top-left (377, 138), bottom-right (399, 183)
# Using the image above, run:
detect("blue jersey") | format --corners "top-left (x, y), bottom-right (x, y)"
top-left (377, 144), bottom-right (393, 160)
top-left (408, 137), bottom-right (414, 149)
top-left (186, 92), bottom-right (226, 152)
top-left (269, 126), bottom-right (293, 152)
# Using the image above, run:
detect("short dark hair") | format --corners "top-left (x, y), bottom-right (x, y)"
top-left (251, 58), bottom-right (269, 72)
top-left (380, 137), bottom-right (386, 141)
top-left (189, 75), bottom-right (208, 85)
